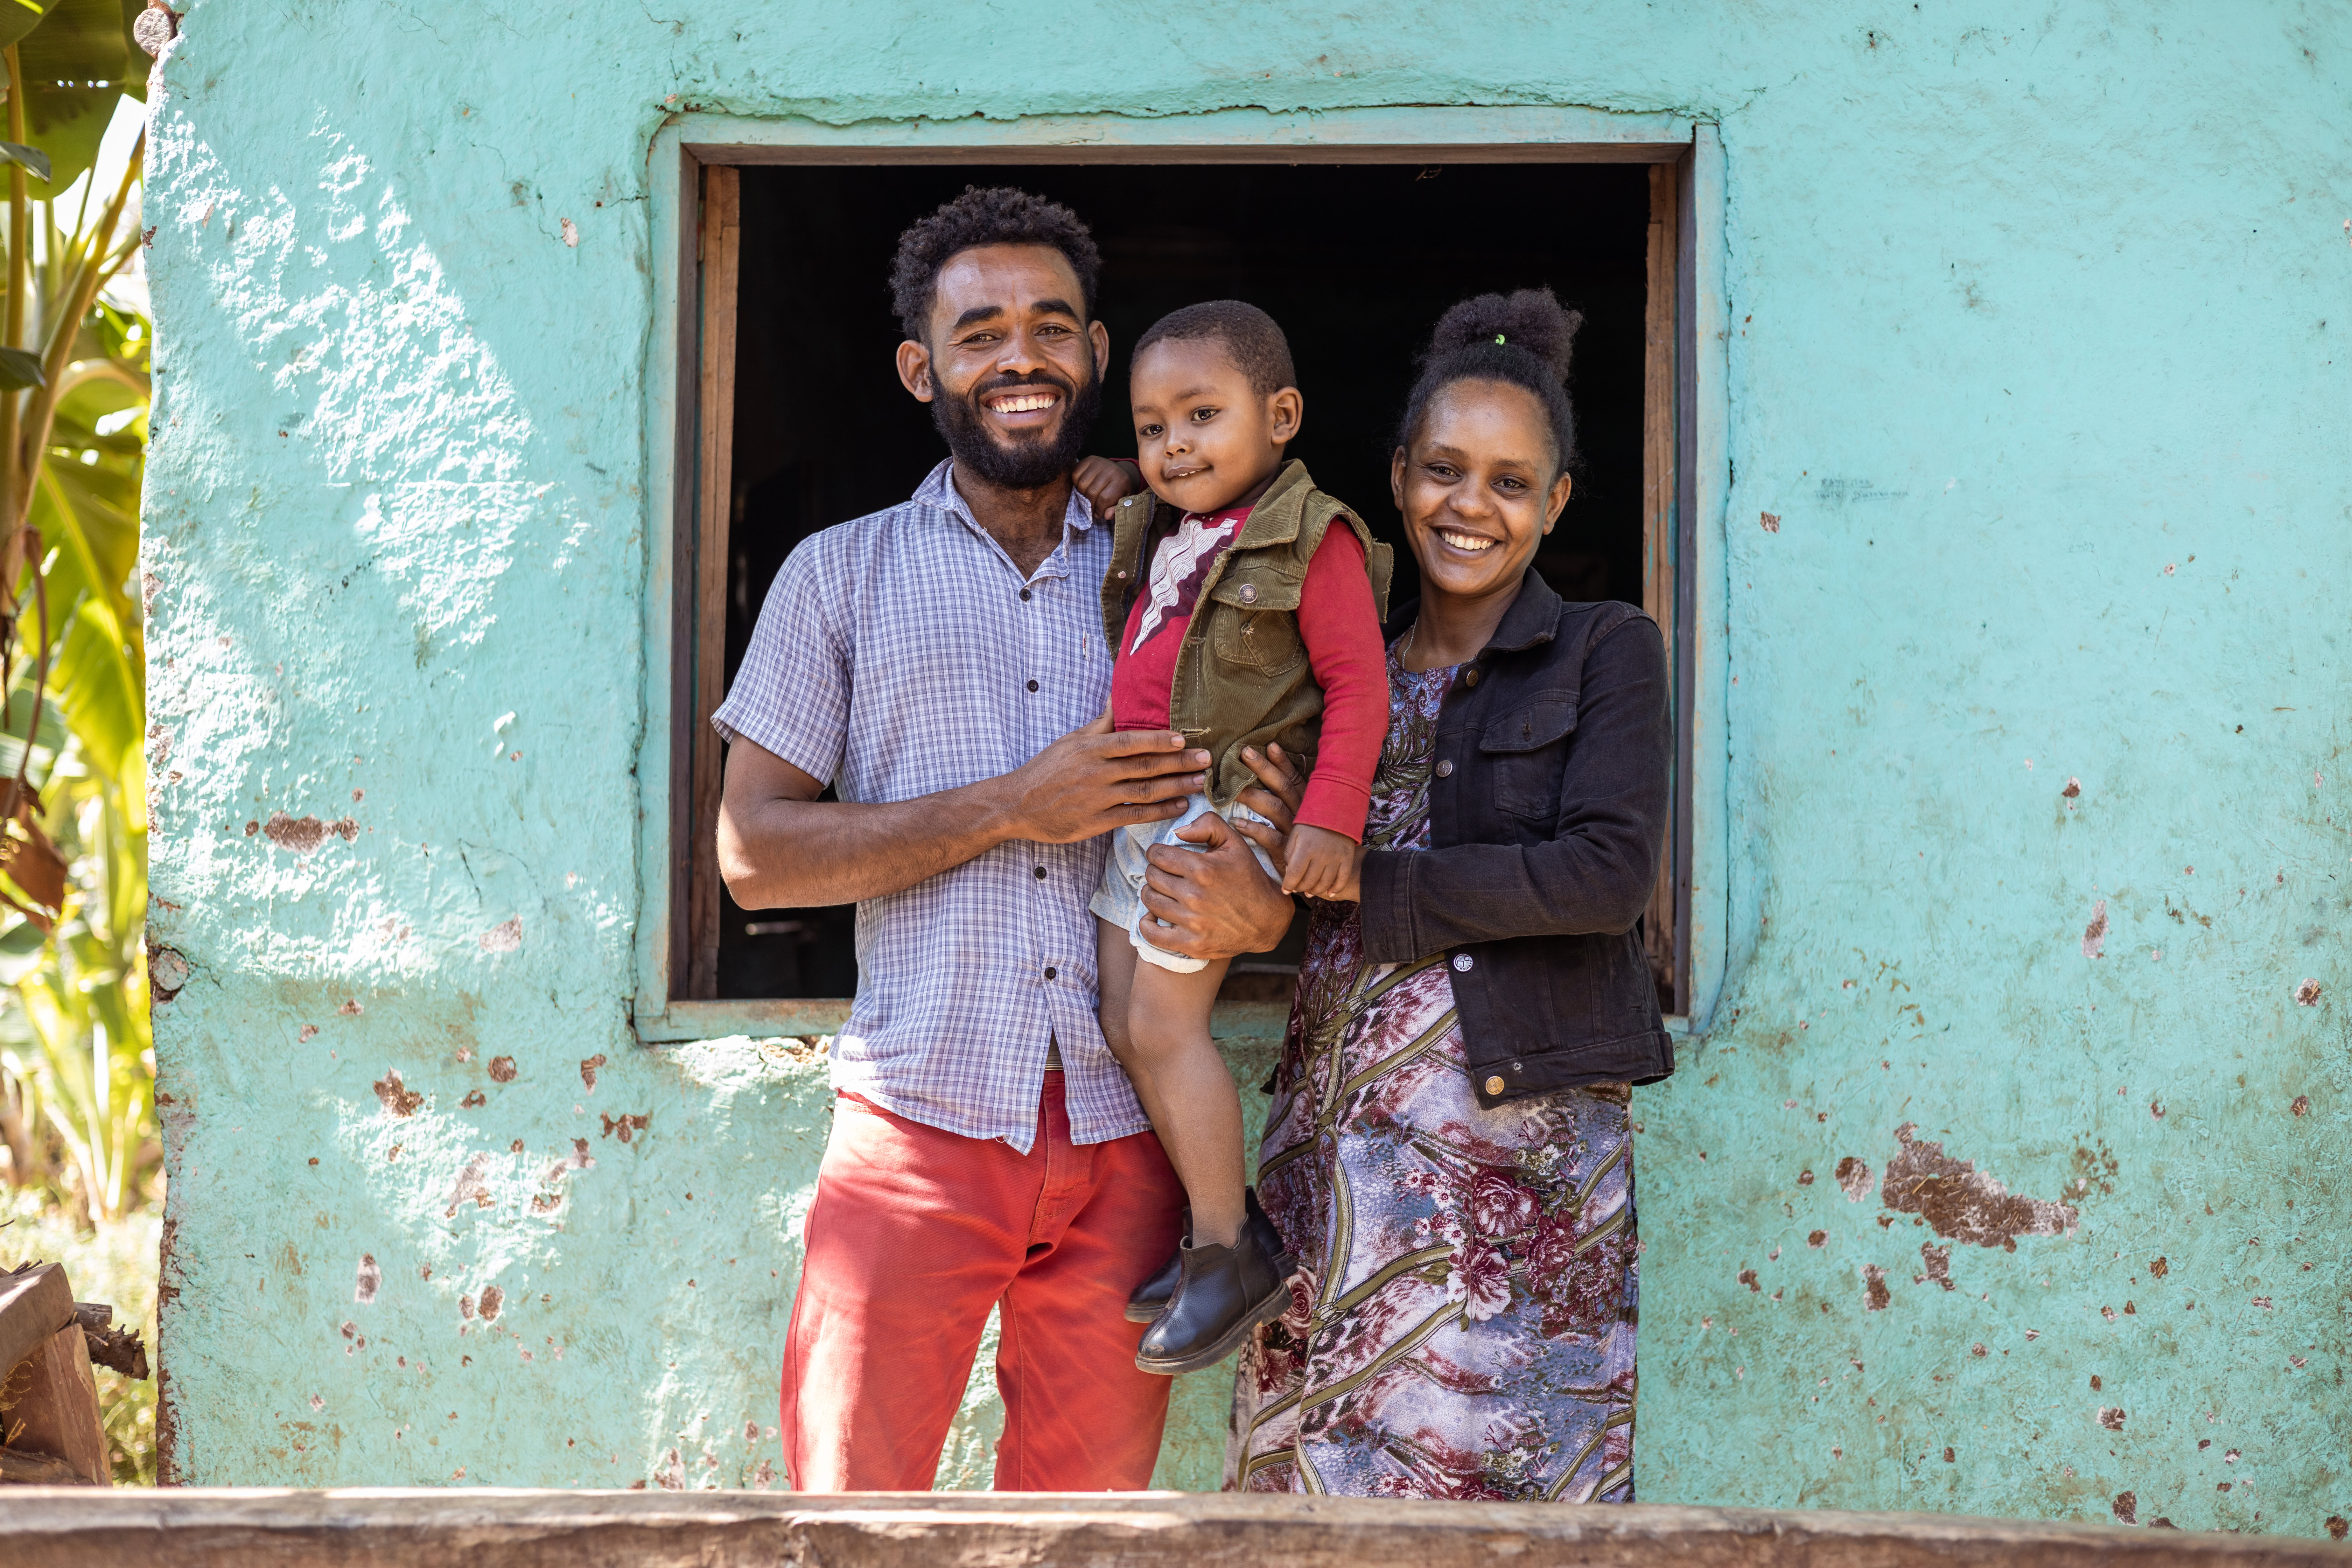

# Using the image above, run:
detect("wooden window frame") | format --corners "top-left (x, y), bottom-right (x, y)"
top-left (633, 111), bottom-right (1727, 1044)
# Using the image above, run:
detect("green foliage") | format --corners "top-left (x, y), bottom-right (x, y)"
top-left (0, 14), bottom-right (152, 1232)
top-left (16, 0), bottom-right (139, 200)
top-left (0, 0), bottom-right (154, 1485)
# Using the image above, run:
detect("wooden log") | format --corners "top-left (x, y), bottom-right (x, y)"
top-left (3, 1323), bottom-right (108, 1485)
top-left (71, 1303), bottom-right (149, 1380)
top-left (0, 1261), bottom-right (75, 1380)
top-left (0, 1490), bottom-right (2340, 1568)
top-left (0, 1446), bottom-right (92, 1484)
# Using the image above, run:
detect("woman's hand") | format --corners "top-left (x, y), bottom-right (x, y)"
top-left (1074, 455), bottom-right (1148, 519)
top-left (1228, 742), bottom-right (1303, 872)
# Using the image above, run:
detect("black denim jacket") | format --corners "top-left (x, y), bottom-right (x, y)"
top-left (1357, 572), bottom-right (1674, 1107)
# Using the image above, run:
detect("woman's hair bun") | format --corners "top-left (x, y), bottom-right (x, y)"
top-left (1421, 287), bottom-right (1582, 382)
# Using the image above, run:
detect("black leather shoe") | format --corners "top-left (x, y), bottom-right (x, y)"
top-left (1133, 1205), bottom-right (1294, 1374)
top-left (1125, 1191), bottom-right (1294, 1324)
top-left (1124, 1231), bottom-right (1185, 1324)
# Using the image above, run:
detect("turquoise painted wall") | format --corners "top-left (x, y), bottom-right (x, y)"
top-left (143, 0), bottom-right (2348, 1535)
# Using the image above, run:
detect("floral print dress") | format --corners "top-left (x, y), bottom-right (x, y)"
top-left (1227, 644), bottom-right (1639, 1501)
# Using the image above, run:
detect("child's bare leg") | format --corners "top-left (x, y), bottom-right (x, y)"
top-left (1095, 918), bottom-right (1141, 1064)
top-left (1124, 953), bottom-right (1244, 1247)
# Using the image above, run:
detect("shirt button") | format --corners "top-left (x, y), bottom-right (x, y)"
top-left (1026, 679), bottom-right (1039, 693)
top-left (1484, 1075), bottom-right (1505, 1096)
top-left (1020, 588), bottom-right (1032, 602)
top-left (1043, 966), bottom-right (1058, 981)
top-left (1452, 953), bottom-right (1474, 973)
top-left (1033, 866), bottom-right (1047, 880)
top-left (1435, 759), bottom-right (1454, 778)
top-left (1463, 668), bottom-right (1480, 688)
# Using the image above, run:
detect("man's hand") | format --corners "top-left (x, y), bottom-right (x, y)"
top-left (1074, 455), bottom-right (1149, 519)
top-left (987, 708), bottom-right (1207, 844)
top-left (1137, 811), bottom-right (1296, 962)
top-left (719, 713), bottom-right (1206, 911)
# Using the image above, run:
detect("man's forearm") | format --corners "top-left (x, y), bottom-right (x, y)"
top-left (719, 781), bottom-right (1012, 909)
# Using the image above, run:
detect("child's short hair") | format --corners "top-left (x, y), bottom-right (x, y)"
top-left (1131, 300), bottom-right (1297, 397)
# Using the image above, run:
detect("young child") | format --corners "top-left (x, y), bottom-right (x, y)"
top-left (1091, 301), bottom-right (1391, 1373)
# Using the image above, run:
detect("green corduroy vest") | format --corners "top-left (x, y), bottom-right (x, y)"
top-left (1100, 459), bottom-right (1394, 811)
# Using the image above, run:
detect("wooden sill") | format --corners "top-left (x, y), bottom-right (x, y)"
top-left (0, 1490), bottom-right (2307, 1565)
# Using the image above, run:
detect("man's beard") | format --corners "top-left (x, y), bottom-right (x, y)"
top-left (932, 365), bottom-right (1103, 490)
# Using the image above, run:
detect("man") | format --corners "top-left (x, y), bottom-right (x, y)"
top-left (713, 187), bottom-right (1298, 1492)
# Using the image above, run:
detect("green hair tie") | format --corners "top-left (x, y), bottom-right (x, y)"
top-left (1494, 333), bottom-right (1506, 344)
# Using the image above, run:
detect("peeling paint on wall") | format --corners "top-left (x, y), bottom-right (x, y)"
top-left (1881, 1124), bottom-right (2079, 1250)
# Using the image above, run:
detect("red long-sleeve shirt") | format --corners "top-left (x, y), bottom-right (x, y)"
top-left (1109, 506), bottom-right (1387, 841)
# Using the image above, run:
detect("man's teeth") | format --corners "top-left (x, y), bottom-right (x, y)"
top-left (1438, 530), bottom-right (1495, 552)
top-left (990, 392), bottom-right (1057, 414)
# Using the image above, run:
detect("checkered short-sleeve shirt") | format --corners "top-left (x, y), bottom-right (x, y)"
top-left (711, 461), bottom-right (1145, 1152)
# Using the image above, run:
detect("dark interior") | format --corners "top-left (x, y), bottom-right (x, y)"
top-left (716, 161), bottom-right (1652, 1000)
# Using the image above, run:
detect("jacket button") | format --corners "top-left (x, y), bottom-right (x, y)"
top-left (1452, 953), bottom-right (1473, 973)
top-left (1238, 582), bottom-right (1258, 604)
top-left (1117, 570), bottom-right (1129, 580)
top-left (1435, 759), bottom-right (1453, 778)
top-left (1463, 668), bottom-right (1480, 688)
top-left (1484, 1075), bottom-right (1504, 1096)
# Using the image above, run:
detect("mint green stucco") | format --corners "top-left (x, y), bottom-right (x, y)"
top-left (144, 0), bottom-right (2346, 1535)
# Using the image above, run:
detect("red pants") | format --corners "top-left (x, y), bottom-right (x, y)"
top-left (780, 1073), bottom-right (1185, 1491)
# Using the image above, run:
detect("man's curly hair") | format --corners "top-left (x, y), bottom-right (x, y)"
top-left (889, 186), bottom-right (1102, 342)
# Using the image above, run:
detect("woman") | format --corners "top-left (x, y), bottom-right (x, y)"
top-left (1228, 289), bottom-right (1673, 1500)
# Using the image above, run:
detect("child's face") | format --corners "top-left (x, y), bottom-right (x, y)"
top-left (1128, 337), bottom-right (1303, 515)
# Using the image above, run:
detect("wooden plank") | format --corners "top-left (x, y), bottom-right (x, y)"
top-left (1640, 161), bottom-right (1679, 1006)
top-left (0, 1445), bottom-right (90, 1484)
top-left (0, 1263), bottom-right (75, 1385)
top-left (702, 141), bottom-right (1691, 166)
top-left (655, 141), bottom-right (705, 1010)
top-left (3, 1323), bottom-right (107, 1485)
top-left (686, 163), bottom-right (742, 1001)
top-left (0, 1491), bottom-right (2337, 1568)
top-left (1672, 140), bottom-right (1702, 1023)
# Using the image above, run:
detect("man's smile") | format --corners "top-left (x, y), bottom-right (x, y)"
top-left (982, 386), bottom-right (1063, 423)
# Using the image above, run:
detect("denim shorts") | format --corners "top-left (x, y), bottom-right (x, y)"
top-left (1088, 793), bottom-right (1279, 975)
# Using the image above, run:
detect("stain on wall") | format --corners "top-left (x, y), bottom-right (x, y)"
top-left (142, 0), bottom-right (2346, 1533)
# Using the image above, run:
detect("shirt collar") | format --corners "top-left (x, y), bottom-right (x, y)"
top-left (1484, 568), bottom-right (1562, 652)
top-left (1378, 569), bottom-right (1563, 654)
top-left (919, 458), bottom-right (1099, 530)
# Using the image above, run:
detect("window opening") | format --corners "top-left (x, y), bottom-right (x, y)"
top-left (681, 157), bottom-right (1689, 1013)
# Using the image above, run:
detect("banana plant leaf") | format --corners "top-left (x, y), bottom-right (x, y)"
top-left (115, 0), bottom-right (142, 99)
top-left (50, 590), bottom-right (136, 778)
top-left (16, 0), bottom-right (132, 199)
top-left (0, 0), bottom-right (62, 56)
